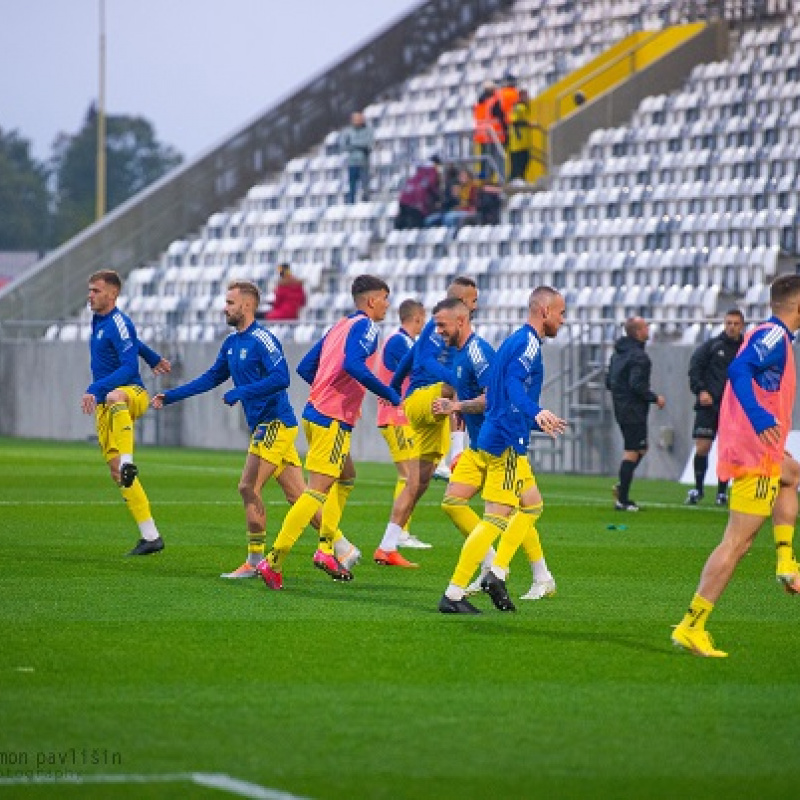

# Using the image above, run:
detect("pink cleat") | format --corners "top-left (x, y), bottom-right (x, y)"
top-left (256, 559), bottom-right (283, 590)
top-left (313, 549), bottom-right (353, 581)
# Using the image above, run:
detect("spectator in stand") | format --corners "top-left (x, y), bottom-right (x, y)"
top-left (497, 73), bottom-right (521, 127)
top-left (341, 111), bottom-right (374, 204)
top-left (508, 89), bottom-right (534, 183)
top-left (473, 82), bottom-right (506, 182)
top-left (395, 155), bottom-right (442, 230)
top-left (265, 263), bottom-right (307, 321)
top-left (426, 167), bottom-right (479, 233)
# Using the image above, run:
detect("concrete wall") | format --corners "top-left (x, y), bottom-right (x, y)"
top-left (9, 336), bottom-right (794, 481)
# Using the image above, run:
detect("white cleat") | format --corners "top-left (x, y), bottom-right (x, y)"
top-left (339, 545), bottom-right (362, 571)
top-left (398, 533), bottom-right (432, 549)
top-left (520, 578), bottom-right (557, 601)
top-left (432, 465), bottom-right (452, 481)
top-left (220, 562), bottom-right (258, 579)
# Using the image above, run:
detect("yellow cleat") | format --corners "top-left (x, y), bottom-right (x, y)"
top-left (671, 626), bottom-right (728, 658)
top-left (776, 559), bottom-right (800, 595)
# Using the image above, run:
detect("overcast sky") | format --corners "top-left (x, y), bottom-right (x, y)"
top-left (1, 0), bottom-right (421, 163)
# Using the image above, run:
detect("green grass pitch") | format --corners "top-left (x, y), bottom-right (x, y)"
top-left (1, 436), bottom-right (799, 799)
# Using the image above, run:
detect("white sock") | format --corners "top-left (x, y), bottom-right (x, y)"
top-left (333, 534), bottom-right (354, 558)
top-left (449, 431), bottom-right (467, 463)
top-left (532, 557), bottom-right (553, 583)
top-left (120, 454), bottom-right (133, 467)
top-left (480, 546), bottom-right (496, 574)
top-left (379, 522), bottom-right (403, 552)
top-left (445, 583), bottom-right (465, 601)
top-left (138, 518), bottom-right (160, 542)
top-left (491, 564), bottom-right (507, 581)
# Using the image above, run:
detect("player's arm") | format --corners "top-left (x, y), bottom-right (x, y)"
top-left (434, 393), bottom-right (486, 416)
top-left (415, 330), bottom-right (458, 386)
top-left (296, 336), bottom-right (325, 385)
top-left (687, 339), bottom-right (712, 396)
top-left (224, 339), bottom-right (290, 406)
top-left (382, 333), bottom-right (409, 374)
top-left (727, 329), bottom-right (786, 434)
top-left (138, 340), bottom-right (171, 375)
top-left (389, 341), bottom-right (417, 392)
top-left (86, 327), bottom-right (140, 403)
top-left (156, 345), bottom-right (231, 407)
top-left (344, 319), bottom-right (401, 405)
top-left (628, 355), bottom-right (658, 404)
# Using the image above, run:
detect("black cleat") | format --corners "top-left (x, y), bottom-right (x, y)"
top-left (127, 537), bottom-right (164, 556)
top-left (438, 595), bottom-right (481, 614)
top-left (480, 572), bottom-right (516, 612)
top-left (120, 462), bottom-right (139, 488)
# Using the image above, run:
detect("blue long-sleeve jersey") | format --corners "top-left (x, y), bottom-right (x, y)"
top-left (453, 333), bottom-right (496, 446)
top-left (297, 312), bottom-right (399, 430)
top-left (162, 322), bottom-right (296, 431)
top-left (727, 316), bottom-right (794, 434)
top-left (382, 328), bottom-right (415, 373)
top-left (391, 318), bottom-right (456, 396)
top-left (87, 307), bottom-right (155, 402)
top-left (477, 324), bottom-right (545, 456)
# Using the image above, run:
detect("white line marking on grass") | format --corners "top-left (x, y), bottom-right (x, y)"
top-left (0, 771), bottom-right (311, 799)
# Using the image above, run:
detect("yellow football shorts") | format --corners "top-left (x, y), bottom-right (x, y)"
top-left (248, 420), bottom-right (301, 478)
top-left (403, 383), bottom-right (451, 462)
top-left (481, 447), bottom-right (536, 507)
top-left (95, 384), bottom-right (149, 462)
top-left (379, 424), bottom-right (419, 463)
top-left (302, 418), bottom-right (351, 478)
top-left (729, 472), bottom-right (780, 517)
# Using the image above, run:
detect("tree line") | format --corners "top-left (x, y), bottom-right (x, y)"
top-left (0, 105), bottom-right (182, 251)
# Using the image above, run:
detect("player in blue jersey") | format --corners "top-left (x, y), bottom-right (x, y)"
top-left (83, 270), bottom-right (170, 556)
top-left (433, 298), bottom-right (557, 603)
top-left (375, 277), bottom-right (478, 566)
top-left (151, 280), bottom-right (358, 580)
top-left (438, 286), bottom-right (568, 614)
top-left (374, 298), bottom-right (431, 549)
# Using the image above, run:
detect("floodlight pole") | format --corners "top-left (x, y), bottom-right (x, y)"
top-left (96, 0), bottom-right (107, 220)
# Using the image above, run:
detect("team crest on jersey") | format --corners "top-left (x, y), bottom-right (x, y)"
top-left (97, 330), bottom-right (104, 339)
top-left (240, 348), bottom-right (248, 360)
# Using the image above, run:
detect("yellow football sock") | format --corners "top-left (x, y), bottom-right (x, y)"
top-left (495, 503), bottom-right (542, 574)
top-left (774, 524), bottom-right (795, 567)
top-left (121, 480), bottom-right (151, 525)
top-left (109, 402), bottom-right (134, 457)
top-left (520, 521), bottom-right (545, 563)
top-left (247, 530), bottom-right (266, 565)
top-left (269, 489), bottom-right (326, 571)
top-left (441, 495), bottom-right (481, 537)
top-left (450, 514), bottom-right (507, 588)
top-left (394, 478), bottom-right (414, 531)
top-left (678, 593), bottom-right (714, 632)
top-left (319, 479), bottom-right (355, 554)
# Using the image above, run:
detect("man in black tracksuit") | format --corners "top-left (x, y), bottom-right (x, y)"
top-left (685, 308), bottom-right (745, 506)
top-left (606, 317), bottom-right (665, 511)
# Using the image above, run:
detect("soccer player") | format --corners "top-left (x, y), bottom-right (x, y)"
top-left (151, 280), bottom-right (352, 579)
top-left (82, 269), bottom-right (170, 556)
top-left (671, 275), bottom-right (800, 658)
top-left (256, 275), bottom-right (401, 590)
top-left (685, 308), bottom-right (745, 506)
top-left (433, 298), bottom-right (556, 602)
top-left (375, 297), bottom-right (431, 549)
top-left (375, 276), bottom-right (479, 567)
top-left (438, 286), bottom-right (568, 614)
